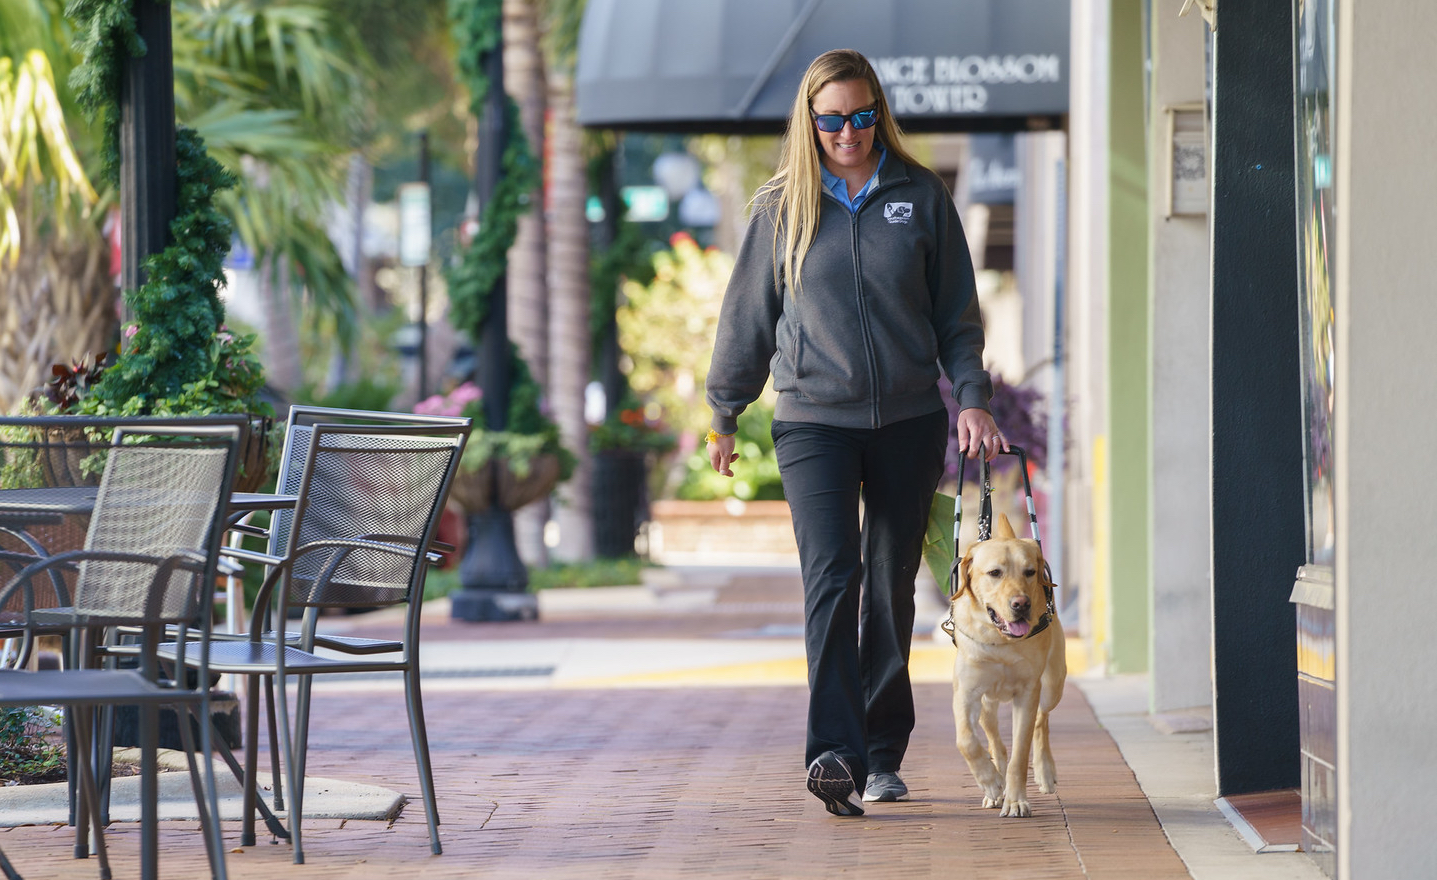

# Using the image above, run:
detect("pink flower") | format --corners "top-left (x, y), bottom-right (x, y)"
top-left (124, 324), bottom-right (139, 339)
top-left (413, 382), bottom-right (482, 418)
top-left (413, 394), bottom-right (451, 416)
top-left (449, 382), bottom-right (483, 407)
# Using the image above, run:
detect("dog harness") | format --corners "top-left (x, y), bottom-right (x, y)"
top-left (941, 446), bottom-right (1058, 648)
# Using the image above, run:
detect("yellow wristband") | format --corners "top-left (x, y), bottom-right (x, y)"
top-left (705, 429), bottom-right (733, 444)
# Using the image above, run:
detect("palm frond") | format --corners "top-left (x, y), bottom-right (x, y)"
top-left (186, 102), bottom-right (319, 154)
top-left (176, 1), bottom-right (360, 124)
top-left (0, 49), bottom-right (97, 264)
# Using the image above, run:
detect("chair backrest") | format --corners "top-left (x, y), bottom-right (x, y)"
top-left (0, 416), bottom-right (243, 628)
top-left (74, 423), bottom-right (242, 622)
top-left (278, 422), bottom-right (468, 611)
top-left (269, 405), bottom-right (470, 557)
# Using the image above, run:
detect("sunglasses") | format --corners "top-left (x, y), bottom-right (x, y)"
top-left (810, 108), bottom-right (879, 133)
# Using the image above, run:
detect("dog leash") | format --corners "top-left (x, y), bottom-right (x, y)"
top-left (941, 445), bottom-right (1056, 646)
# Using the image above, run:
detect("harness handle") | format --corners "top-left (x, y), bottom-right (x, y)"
top-left (948, 445), bottom-right (1041, 600)
top-left (942, 444), bottom-right (1057, 645)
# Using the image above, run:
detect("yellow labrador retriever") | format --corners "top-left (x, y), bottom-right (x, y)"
top-left (949, 513), bottom-right (1065, 817)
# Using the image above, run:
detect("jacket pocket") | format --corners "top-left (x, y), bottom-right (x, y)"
top-left (771, 318), bottom-right (801, 392)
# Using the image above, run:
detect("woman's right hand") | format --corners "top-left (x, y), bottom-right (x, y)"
top-left (707, 433), bottom-right (740, 476)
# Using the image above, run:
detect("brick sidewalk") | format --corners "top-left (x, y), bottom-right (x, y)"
top-left (0, 678), bottom-right (1189, 879)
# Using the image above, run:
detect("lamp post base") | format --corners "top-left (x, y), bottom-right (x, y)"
top-left (452, 508), bottom-right (537, 622)
top-left (450, 588), bottom-right (538, 622)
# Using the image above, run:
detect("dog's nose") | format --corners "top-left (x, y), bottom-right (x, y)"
top-left (1010, 596), bottom-right (1031, 616)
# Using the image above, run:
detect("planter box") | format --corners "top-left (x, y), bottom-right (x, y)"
top-left (648, 499), bottom-right (798, 563)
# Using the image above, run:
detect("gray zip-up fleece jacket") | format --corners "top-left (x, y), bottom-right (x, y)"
top-left (706, 157), bottom-right (992, 435)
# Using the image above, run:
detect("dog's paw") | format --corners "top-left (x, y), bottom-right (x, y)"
top-left (981, 794), bottom-right (1002, 809)
top-left (1034, 751), bottom-right (1057, 792)
top-left (998, 795), bottom-right (1032, 818)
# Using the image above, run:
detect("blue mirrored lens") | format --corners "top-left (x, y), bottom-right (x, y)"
top-left (812, 109), bottom-right (878, 132)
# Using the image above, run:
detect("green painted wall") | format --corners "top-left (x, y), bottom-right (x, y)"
top-left (1107, 0), bottom-right (1150, 673)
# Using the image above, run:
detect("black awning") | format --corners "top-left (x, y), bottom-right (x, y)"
top-left (576, 0), bottom-right (1070, 134)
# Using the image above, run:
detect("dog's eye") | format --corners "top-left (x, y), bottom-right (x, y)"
top-left (987, 569), bottom-right (1002, 578)
top-left (1024, 569), bottom-right (1036, 578)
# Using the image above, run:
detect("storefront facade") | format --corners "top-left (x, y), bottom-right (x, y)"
top-left (1117, 2), bottom-right (1437, 876)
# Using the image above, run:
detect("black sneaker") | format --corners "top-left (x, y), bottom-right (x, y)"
top-left (862, 771), bottom-right (909, 802)
top-left (806, 751), bottom-right (865, 816)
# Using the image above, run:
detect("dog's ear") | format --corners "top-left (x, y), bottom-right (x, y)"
top-left (994, 512), bottom-right (1017, 539)
top-left (954, 546), bottom-right (975, 598)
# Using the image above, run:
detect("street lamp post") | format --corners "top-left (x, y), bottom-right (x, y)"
top-left (450, 34), bottom-right (537, 622)
top-left (119, 0), bottom-right (177, 319)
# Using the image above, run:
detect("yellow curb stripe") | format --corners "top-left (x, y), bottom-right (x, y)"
top-left (560, 641), bottom-right (1087, 689)
top-left (564, 656), bottom-right (809, 688)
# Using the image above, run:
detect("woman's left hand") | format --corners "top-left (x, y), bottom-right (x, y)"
top-left (956, 407), bottom-right (1007, 461)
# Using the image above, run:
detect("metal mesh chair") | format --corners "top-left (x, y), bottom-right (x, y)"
top-left (163, 420), bottom-right (469, 864)
top-left (212, 405), bottom-right (467, 828)
top-left (0, 417), bottom-right (244, 880)
top-left (216, 406), bottom-right (465, 649)
top-left (259, 405), bottom-right (469, 653)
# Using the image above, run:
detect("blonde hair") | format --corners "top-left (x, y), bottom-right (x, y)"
top-left (757, 49), bottom-right (921, 294)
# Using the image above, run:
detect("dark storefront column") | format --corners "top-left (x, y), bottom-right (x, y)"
top-left (1209, 4), bottom-right (1307, 794)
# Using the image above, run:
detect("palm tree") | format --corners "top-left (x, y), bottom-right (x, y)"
top-left (171, 0), bottom-right (365, 390)
top-left (541, 0), bottom-right (593, 561)
top-left (503, 0), bottom-right (551, 566)
top-left (0, 0), bottom-right (366, 411)
top-left (0, 0), bottom-right (108, 412)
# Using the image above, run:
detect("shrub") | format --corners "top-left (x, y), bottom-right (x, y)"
top-left (0, 707), bottom-right (65, 786)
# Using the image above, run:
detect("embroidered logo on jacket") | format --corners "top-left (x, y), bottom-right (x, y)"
top-left (884, 202), bottom-right (913, 224)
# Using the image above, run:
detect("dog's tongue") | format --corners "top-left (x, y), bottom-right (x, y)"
top-left (1006, 619), bottom-right (1032, 638)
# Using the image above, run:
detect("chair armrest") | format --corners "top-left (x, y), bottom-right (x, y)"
top-left (226, 522), bottom-right (271, 538)
top-left (355, 533), bottom-right (453, 561)
top-left (221, 546), bottom-right (284, 567)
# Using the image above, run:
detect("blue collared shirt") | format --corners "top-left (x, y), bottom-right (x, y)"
top-left (820, 146), bottom-right (888, 213)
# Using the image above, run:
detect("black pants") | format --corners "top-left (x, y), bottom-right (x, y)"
top-left (772, 409), bottom-right (948, 785)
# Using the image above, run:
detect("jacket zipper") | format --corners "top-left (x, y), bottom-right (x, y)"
top-left (848, 212), bottom-right (880, 428)
top-left (843, 176), bottom-right (906, 429)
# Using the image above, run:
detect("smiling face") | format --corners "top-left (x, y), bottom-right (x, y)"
top-left (810, 79), bottom-right (878, 182)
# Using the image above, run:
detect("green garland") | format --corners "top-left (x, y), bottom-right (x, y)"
top-left (66, 0), bottom-right (261, 415)
top-left (93, 128), bottom-right (240, 408)
top-left (445, 0), bottom-right (541, 334)
top-left (588, 219), bottom-right (653, 354)
top-left (584, 145), bottom-right (656, 366)
top-left (66, 0), bottom-right (142, 188)
top-left (442, 0), bottom-right (569, 487)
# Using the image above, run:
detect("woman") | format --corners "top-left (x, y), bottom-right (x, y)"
top-left (705, 48), bottom-right (1005, 817)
